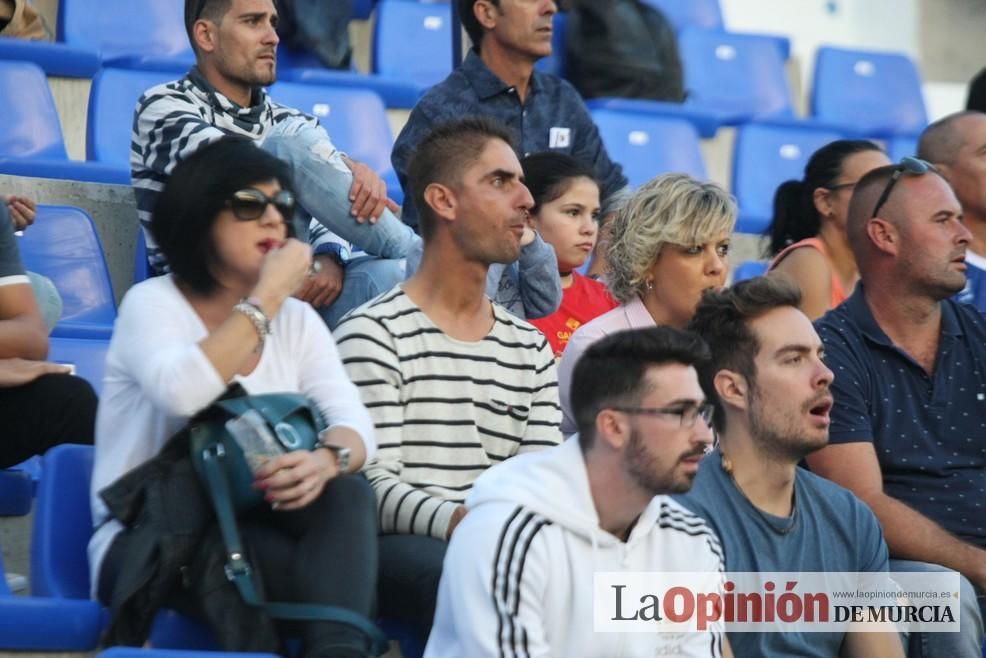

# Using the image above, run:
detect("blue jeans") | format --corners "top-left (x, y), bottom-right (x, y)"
top-left (318, 255), bottom-right (404, 329)
top-left (260, 117), bottom-right (419, 260)
top-left (890, 559), bottom-right (984, 658)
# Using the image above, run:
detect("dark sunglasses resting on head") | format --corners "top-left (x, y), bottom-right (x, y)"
top-left (870, 156), bottom-right (936, 219)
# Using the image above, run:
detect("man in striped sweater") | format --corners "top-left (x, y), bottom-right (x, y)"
top-left (333, 117), bottom-right (562, 637)
top-left (132, 0), bottom-right (418, 326)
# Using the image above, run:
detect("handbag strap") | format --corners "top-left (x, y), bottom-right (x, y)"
top-left (198, 440), bottom-right (388, 655)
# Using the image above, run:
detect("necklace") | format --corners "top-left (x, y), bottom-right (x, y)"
top-left (719, 453), bottom-right (798, 535)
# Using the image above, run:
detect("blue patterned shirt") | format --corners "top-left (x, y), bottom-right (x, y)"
top-left (816, 285), bottom-right (986, 549)
top-left (391, 50), bottom-right (628, 228)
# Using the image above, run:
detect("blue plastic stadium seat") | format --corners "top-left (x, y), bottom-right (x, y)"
top-left (373, 0), bottom-right (452, 93)
top-left (642, 0), bottom-right (724, 32)
top-left (353, 0), bottom-right (377, 20)
top-left (46, 337), bottom-right (110, 395)
top-left (18, 205), bottom-right (116, 340)
top-left (590, 108), bottom-right (706, 188)
top-left (0, 38), bottom-right (100, 78)
top-left (268, 81), bottom-right (403, 203)
top-left (0, 61), bottom-right (129, 184)
top-left (732, 260), bottom-right (768, 283)
top-left (58, 0), bottom-right (194, 69)
top-left (0, 548), bottom-right (105, 651)
top-left (31, 444), bottom-right (95, 599)
top-left (677, 28), bottom-right (794, 124)
top-left (886, 133), bottom-right (919, 162)
top-left (87, 68), bottom-right (178, 166)
top-left (0, 468), bottom-right (33, 516)
top-left (533, 11), bottom-right (567, 79)
top-left (0, 61), bottom-right (68, 161)
top-left (732, 121), bottom-right (846, 234)
top-left (811, 46), bottom-right (928, 138)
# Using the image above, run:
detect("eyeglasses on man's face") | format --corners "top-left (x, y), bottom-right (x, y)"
top-left (611, 402), bottom-right (715, 429)
top-left (870, 156), bottom-right (936, 219)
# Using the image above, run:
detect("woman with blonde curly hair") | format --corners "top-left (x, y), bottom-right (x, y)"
top-left (556, 173), bottom-right (736, 434)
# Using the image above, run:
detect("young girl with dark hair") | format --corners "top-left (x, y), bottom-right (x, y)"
top-left (766, 140), bottom-right (889, 319)
top-left (521, 153), bottom-right (617, 357)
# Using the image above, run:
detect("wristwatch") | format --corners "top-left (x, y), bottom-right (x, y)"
top-left (317, 441), bottom-right (351, 473)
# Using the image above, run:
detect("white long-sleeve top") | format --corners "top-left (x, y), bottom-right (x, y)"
top-left (88, 275), bottom-right (376, 597)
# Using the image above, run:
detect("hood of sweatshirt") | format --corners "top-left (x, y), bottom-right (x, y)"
top-left (466, 436), bottom-right (667, 550)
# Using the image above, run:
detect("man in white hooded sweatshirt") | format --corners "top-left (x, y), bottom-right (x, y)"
top-left (425, 326), bottom-right (731, 658)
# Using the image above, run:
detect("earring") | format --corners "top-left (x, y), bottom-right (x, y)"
top-left (645, 280), bottom-right (654, 291)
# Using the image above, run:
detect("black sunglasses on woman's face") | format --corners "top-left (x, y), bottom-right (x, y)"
top-left (227, 188), bottom-right (296, 221)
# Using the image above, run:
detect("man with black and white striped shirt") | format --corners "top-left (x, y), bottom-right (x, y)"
top-left (334, 117), bottom-right (561, 638)
top-left (132, 0), bottom-right (418, 326)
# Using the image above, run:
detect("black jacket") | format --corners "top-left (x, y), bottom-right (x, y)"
top-left (98, 426), bottom-right (280, 652)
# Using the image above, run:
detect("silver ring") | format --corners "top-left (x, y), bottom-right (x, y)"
top-left (309, 260), bottom-right (322, 275)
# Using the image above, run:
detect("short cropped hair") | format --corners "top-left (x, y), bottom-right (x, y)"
top-left (150, 136), bottom-right (295, 294)
top-left (184, 0), bottom-right (233, 52)
top-left (606, 174), bottom-right (736, 304)
top-left (686, 276), bottom-right (802, 433)
top-left (917, 110), bottom-right (984, 165)
top-left (459, 0), bottom-right (498, 51)
top-left (571, 327), bottom-right (710, 450)
top-left (407, 116), bottom-right (516, 241)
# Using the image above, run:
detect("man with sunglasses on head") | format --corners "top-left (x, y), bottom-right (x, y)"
top-left (132, 0), bottom-right (418, 327)
top-left (808, 160), bottom-right (986, 655)
top-left (425, 326), bottom-right (729, 658)
top-left (677, 276), bottom-right (902, 657)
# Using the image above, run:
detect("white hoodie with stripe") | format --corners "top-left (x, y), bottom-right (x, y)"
top-left (424, 437), bottom-right (727, 658)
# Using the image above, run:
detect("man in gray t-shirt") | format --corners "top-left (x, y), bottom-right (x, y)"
top-left (0, 201), bottom-right (96, 468)
top-left (676, 277), bottom-right (902, 657)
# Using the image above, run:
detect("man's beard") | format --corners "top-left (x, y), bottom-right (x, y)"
top-left (747, 384), bottom-right (828, 463)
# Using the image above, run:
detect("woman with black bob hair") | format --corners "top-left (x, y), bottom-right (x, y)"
top-left (90, 137), bottom-right (381, 657)
top-left (766, 139), bottom-right (889, 319)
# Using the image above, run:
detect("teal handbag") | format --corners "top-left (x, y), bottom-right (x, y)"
top-left (189, 387), bottom-right (326, 512)
top-left (188, 385), bottom-right (388, 656)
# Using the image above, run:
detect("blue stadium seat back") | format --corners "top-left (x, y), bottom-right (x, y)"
top-left (641, 0), bottom-right (724, 32)
top-left (47, 337), bottom-right (110, 395)
top-left (732, 260), bottom-right (768, 283)
top-left (87, 67), bottom-right (178, 165)
top-left (134, 229), bottom-right (153, 285)
top-left (99, 649), bottom-right (279, 658)
top-left (147, 610), bottom-right (221, 651)
top-left (534, 11), bottom-right (567, 79)
top-left (886, 133), bottom-right (919, 162)
top-left (276, 44), bottom-right (326, 73)
top-left (0, 39), bottom-right (101, 78)
top-left (31, 444), bottom-right (94, 599)
top-left (373, 0), bottom-right (452, 91)
top-left (0, 60), bottom-right (68, 160)
top-left (267, 81), bottom-right (402, 202)
top-left (353, 0), bottom-right (377, 20)
top-left (58, 0), bottom-right (194, 63)
top-left (811, 46), bottom-right (928, 137)
top-left (0, 558), bottom-right (105, 652)
top-left (732, 121), bottom-right (846, 234)
top-left (18, 205), bottom-right (116, 339)
top-left (0, 468), bottom-right (33, 516)
top-left (590, 108), bottom-right (707, 187)
top-left (679, 28), bottom-right (794, 121)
